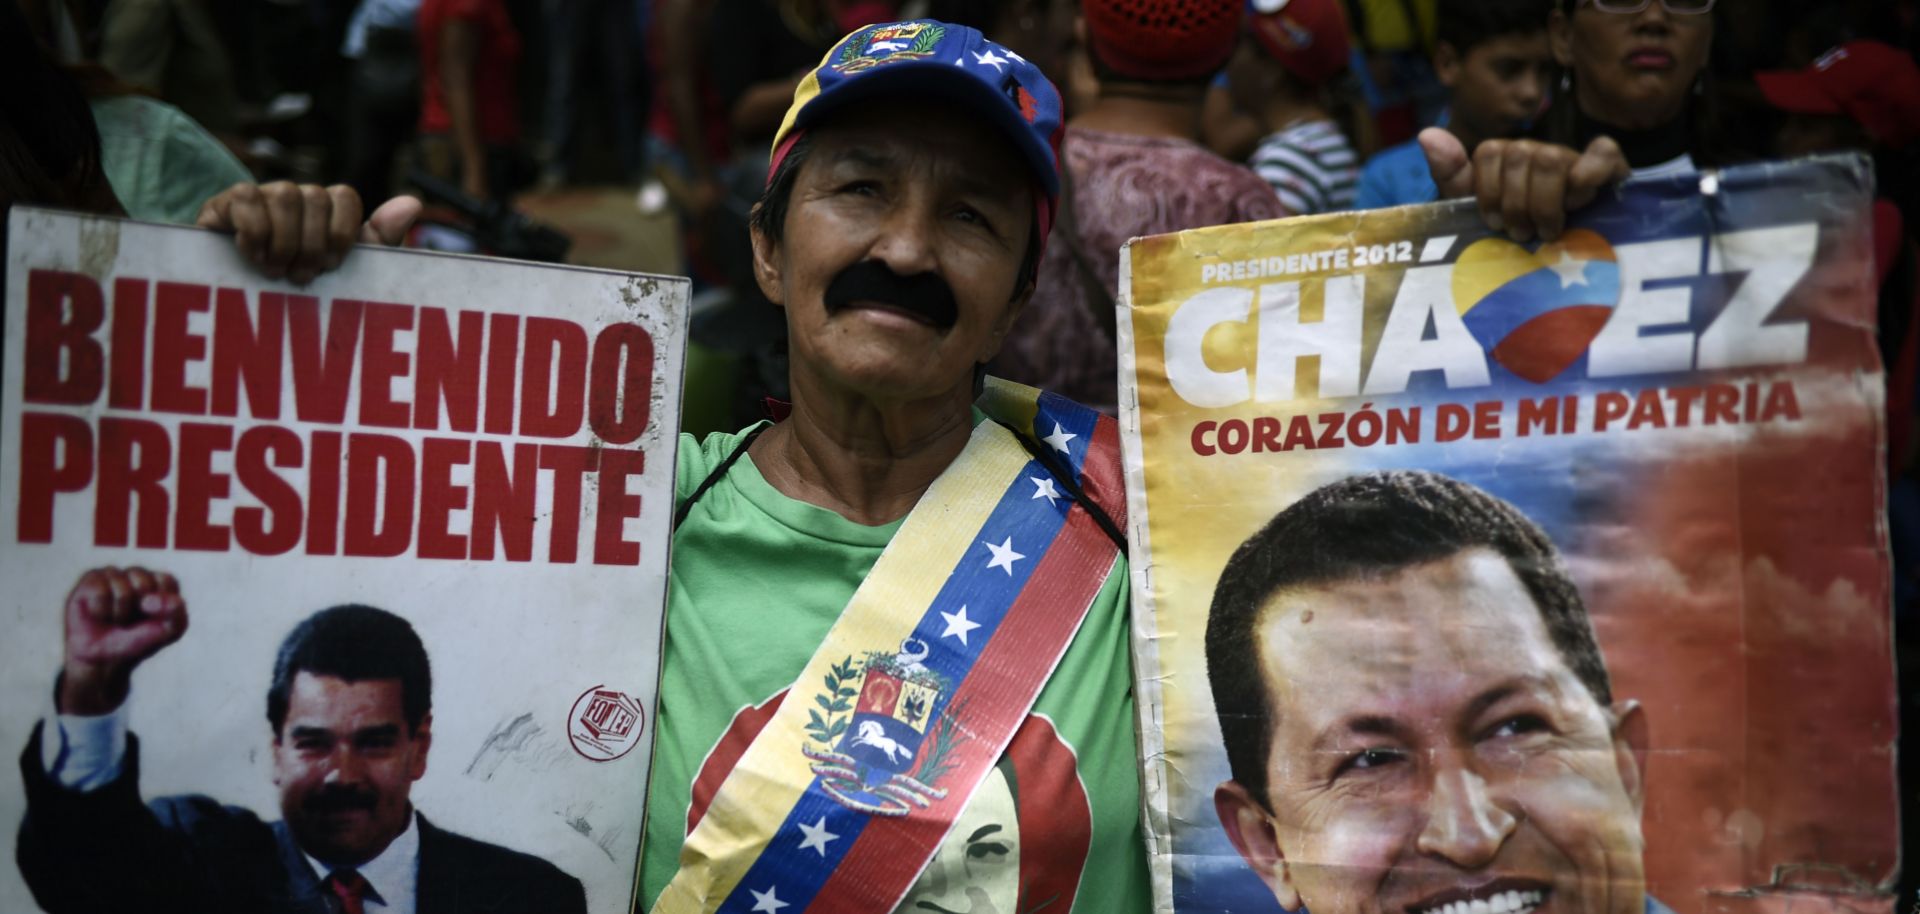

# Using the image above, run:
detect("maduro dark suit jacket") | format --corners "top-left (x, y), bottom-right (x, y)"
top-left (18, 723), bottom-right (588, 914)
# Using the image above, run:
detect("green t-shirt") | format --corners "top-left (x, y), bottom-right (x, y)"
top-left (91, 95), bottom-right (251, 226)
top-left (640, 422), bottom-right (1150, 913)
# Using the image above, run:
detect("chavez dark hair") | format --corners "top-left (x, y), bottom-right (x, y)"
top-left (1437, 0), bottom-right (1554, 56)
top-left (266, 605), bottom-right (432, 735)
top-left (750, 131), bottom-right (1044, 301)
top-left (1204, 470), bottom-right (1612, 806)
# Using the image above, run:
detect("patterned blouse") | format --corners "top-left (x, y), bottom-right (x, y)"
top-left (996, 127), bottom-right (1286, 413)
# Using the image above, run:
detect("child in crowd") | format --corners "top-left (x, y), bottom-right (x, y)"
top-left (1355, 0), bottom-right (1554, 208)
top-left (1232, 0), bottom-right (1361, 216)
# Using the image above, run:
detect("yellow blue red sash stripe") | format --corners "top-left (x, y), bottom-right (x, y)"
top-left (653, 380), bottom-right (1126, 913)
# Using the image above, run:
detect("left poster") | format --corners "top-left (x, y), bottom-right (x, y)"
top-left (0, 207), bottom-right (687, 914)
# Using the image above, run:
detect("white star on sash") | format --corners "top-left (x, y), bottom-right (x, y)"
top-left (941, 606), bottom-right (982, 645)
top-left (1031, 476), bottom-right (1062, 505)
top-left (751, 886), bottom-right (789, 912)
top-left (983, 537), bottom-right (1025, 575)
top-left (796, 817), bottom-right (839, 856)
top-left (1548, 250), bottom-right (1591, 288)
top-left (1042, 421), bottom-right (1077, 455)
top-left (972, 49), bottom-right (1009, 71)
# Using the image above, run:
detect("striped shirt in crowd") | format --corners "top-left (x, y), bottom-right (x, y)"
top-left (1249, 119), bottom-right (1359, 216)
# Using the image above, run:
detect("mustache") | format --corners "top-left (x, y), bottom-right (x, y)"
top-left (304, 785), bottom-right (378, 814)
top-left (823, 260), bottom-right (958, 330)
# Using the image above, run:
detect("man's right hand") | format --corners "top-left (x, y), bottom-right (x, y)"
top-left (1420, 128), bottom-right (1632, 244)
top-left (196, 182), bottom-right (422, 285)
top-left (59, 568), bottom-right (188, 717)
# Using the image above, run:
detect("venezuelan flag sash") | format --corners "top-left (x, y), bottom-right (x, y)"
top-left (653, 380), bottom-right (1128, 913)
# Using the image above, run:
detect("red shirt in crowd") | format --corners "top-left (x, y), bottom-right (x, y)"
top-left (417, 0), bottom-right (521, 144)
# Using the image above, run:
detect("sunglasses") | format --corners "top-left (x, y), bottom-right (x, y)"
top-left (1579, 0), bottom-right (1715, 13)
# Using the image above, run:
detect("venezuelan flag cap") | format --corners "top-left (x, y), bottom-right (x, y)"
top-left (767, 20), bottom-right (1065, 224)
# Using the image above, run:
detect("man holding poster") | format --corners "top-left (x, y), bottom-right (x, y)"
top-left (17, 567), bottom-right (588, 913)
top-left (1206, 470), bottom-right (1660, 914)
top-left (641, 19), bottom-right (1149, 914)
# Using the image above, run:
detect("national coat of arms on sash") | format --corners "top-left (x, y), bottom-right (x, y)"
top-left (802, 641), bottom-right (960, 815)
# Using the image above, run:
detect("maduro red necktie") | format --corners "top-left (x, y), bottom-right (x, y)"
top-left (325, 869), bottom-right (372, 914)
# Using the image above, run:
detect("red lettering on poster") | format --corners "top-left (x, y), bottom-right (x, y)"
top-left (94, 417), bottom-right (172, 548)
top-left (594, 448), bottom-right (646, 566)
top-left (233, 425), bottom-right (304, 555)
top-left (359, 302), bottom-right (413, 428)
top-left (342, 433), bottom-right (414, 557)
top-left (521, 318), bottom-right (588, 438)
top-left (210, 287), bottom-right (283, 419)
top-left (416, 308), bottom-right (484, 433)
top-left (589, 323), bottom-right (654, 444)
top-left (10, 286), bottom-right (665, 563)
top-left (471, 442), bottom-right (537, 562)
top-left (173, 422), bottom-right (233, 551)
top-left (150, 282), bottom-right (210, 415)
top-left (417, 437), bottom-right (470, 560)
top-left (17, 413), bottom-right (93, 543)
top-left (24, 270), bottom-right (105, 405)
top-left (288, 295), bottom-right (361, 424)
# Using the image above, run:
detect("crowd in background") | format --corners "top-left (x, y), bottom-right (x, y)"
top-left (9, 0), bottom-right (1920, 896)
top-left (11, 0), bottom-right (1920, 418)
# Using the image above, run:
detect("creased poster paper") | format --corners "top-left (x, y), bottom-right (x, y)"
top-left (1118, 155), bottom-right (1896, 914)
top-left (2, 208), bottom-right (687, 914)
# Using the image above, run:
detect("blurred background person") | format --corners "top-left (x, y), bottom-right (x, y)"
top-left (339, 0), bottom-right (421, 208)
top-left (1345, 0), bottom-right (1442, 152)
top-left (994, 0), bottom-right (1283, 413)
top-left (539, 0), bottom-right (649, 187)
top-left (16, 0), bottom-right (250, 225)
top-left (416, 0), bottom-right (527, 202)
top-left (1355, 0), bottom-right (1554, 208)
top-left (3, 0), bottom-right (126, 245)
top-left (923, 0), bottom-right (1079, 80)
top-left (1536, 0), bottom-right (1726, 176)
top-left (94, 0), bottom-right (243, 140)
top-left (1415, 0), bottom-right (1728, 245)
top-left (1232, 0), bottom-right (1361, 216)
top-left (81, 65), bottom-right (254, 225)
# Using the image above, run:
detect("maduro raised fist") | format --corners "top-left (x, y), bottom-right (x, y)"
top-left (58, 566), bottom-right (188, 716)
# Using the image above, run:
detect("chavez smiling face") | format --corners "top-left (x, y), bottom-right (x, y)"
top-left (1218, 549), bottom-right (1649, 914)
top-left (750, 97), bottom-right (1039, 404)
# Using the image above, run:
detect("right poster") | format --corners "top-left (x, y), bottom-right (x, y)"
top-left (1117, 153), bottom-right (1897, 914)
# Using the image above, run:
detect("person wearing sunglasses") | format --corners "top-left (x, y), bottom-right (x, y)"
top-left (1418, 0), bottom-right (1722, 244)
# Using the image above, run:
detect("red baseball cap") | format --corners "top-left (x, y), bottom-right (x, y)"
top-left (1247, 0), bottom-right (1351, 87)
top-left (1756, 41), bottom-right (1920, 149)
top-left (1085, 0), bottom-right (1243, 82)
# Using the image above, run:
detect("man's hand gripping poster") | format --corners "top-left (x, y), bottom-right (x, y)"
top-left (1117, 155), bottom-right (1897, 914)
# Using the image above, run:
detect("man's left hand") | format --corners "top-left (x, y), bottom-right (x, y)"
top-left (196, 182), bottom-right (422, 285)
